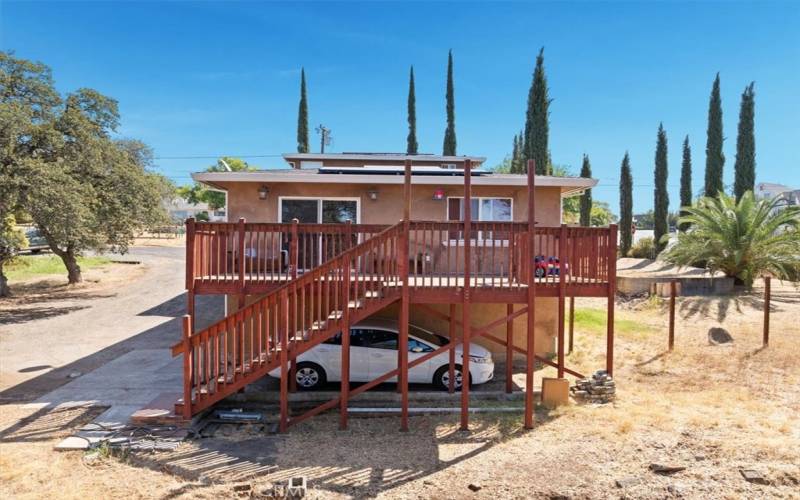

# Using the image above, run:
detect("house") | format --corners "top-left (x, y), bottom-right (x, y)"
top-left (177, 152), bottom-right (616, 431)
top-left (164, 198), bottom-right (226, 222)
top-left (756, 182), bottom-right (799, 216)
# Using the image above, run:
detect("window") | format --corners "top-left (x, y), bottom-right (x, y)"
top-left (447, 197), bottom-right (512, 222)
top-left (363, 329), bottom-right (397, 350)
top-left (447, 197), bottom-right (513, 241)
top-left (408, 338), bottom-right (434, 352)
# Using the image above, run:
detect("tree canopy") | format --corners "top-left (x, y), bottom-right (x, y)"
top-left (177, 157), bottom-right (256, 212)
top-left (619, 152), bottom-right (633, 256)
top-left (654, 123), bottom-right (669, 254)
top-left (704, 73), bottom-right (725, 197)
top-left (579, 155), bottom-right (592, 226)
top-left (297, 68), bottom-right (309, 153)
top-left (406, 66), bottom-right (418, 155)
top-left (662, 191), bottom-right (800, 287)
top-left (442, 50), bottom-right (456, 156)
top-left (0, 51), bottom-right (171, 284)
top-left (733, 82), bottom-right (756, 200)
top-left (679, 135), bottom-right (693, 232)
top-left (522, 48), bottom-right (550, 175)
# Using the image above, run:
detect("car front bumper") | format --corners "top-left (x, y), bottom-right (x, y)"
top-left (470, 361), bottom-right (495, 385)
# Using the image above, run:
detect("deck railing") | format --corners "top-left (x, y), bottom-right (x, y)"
top-left (187, 219), bottom-right (615, 293)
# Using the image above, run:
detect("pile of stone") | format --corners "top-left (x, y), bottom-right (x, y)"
top-left (570, 370), bottom-right (616, 403)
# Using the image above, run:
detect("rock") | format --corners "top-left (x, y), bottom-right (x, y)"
top-left (68, 371), bottom-right (82, 378)
top-left (650, 463), bottom-right (687, 475)
top-left (708, 327), bottom-right (733, 345)
top-left (667, 484), bottom-right (685, 497)
top-left (739, 469), bottom-right (769, 485)
top-left (468, 483), bottom-right (482, 492)
top-left (694, 455), bottom-right (706, 461)
top-left (615, 477), bottom-right (640, 488)
top-left (232, 484), bottom-right (251, 492)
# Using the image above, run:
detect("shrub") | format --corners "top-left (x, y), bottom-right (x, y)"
top-left (628, 237), bottom-right (656, 259)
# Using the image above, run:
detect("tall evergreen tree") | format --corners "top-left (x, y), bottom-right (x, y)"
top-left (442, 50), bottom-right (457, 156)
top-left (406, 66), bottom-right (418, 155)
top-left (510, 134), bottom-right (520, 173)
top-left (619, 152), bottom-right (633, 256)
top-left (579, 155), bottom-right (592, 226)
top-left (654, 123), bottom-right (670, 254)
top-left (522, 48), bottom-right (550, 174)
top-left (679, 135), bottom-right (693, 232)
top-left (704, 73), bottom-right (724, 197)
top-left (296, 68), bottom-right (309, 154)
top-left (733, 82), bottom-right (756, 200)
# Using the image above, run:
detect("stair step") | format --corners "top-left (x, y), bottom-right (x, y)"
top-left (363, 290), bottom-right (383, 299)
top-left (348, 299), bottom-right (364, 309)
top-left (328, 310), bottom-right (344, 320)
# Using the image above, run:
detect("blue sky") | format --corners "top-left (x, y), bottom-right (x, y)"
top-left (2, 1), bottom-right (798, 213)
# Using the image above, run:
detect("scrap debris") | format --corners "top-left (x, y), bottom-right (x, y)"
top-left (570, 369), bottom-right (616, 404)
top-left (55, 422), bottom-right (188, 452)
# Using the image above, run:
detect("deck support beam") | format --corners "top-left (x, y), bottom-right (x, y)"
top-left (398, 159), bottom-right (412, 431)
top-left (505, 304), bottom-right (514, 393)
top-left (448, 303), bottom-right (456, 393)
top-left (460, 159), bottom-right (472, 431)
top-left (340, 259), bottom-right (351, 430)
top-left (557, 223), bottom-right (567, 378)
top-left (279, 289), bottom-right (290, 432)
top-left (525, 159), bottom-right (537, 430)
top-left (568, 295), bottom-right (575, 354)
top-left (606, 224), bottom-right (618, 377)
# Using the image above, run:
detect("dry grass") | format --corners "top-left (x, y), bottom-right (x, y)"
top-left (1, 279), bottom-right (799, 499)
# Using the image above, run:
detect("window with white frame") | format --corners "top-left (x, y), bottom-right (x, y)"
top-left (446, 197), bottom-right (513, 242)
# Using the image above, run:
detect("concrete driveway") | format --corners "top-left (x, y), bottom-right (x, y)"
top-left (0, 246), bottom-right (222, 423)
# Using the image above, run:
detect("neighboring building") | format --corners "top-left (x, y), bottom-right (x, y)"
top-left (756, 182), bottom-right (799, 215)
top-left (165, 198), bottom-right (226, 222)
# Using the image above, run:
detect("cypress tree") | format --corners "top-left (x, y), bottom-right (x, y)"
top-left (679, 135), bottom-right (693, 232)
top-left (296, 68), bottom-right (309, 154)
top-left (510, 134), bottom-right (520, 173)
top-left (523, 48), bottom-right (550, 174)
top-left (654, 123), bottom-right (669, 254)
top-left (704, 73), bottom-right (724, 197)
top-left (619, 152), bottom-right (633, 256)
top-left (733, 82), bottom-right (756, 200)
top-left (406, 66), bottom-right (418, 155)
top-left (579, 155), bottom-right (592, 226)
top-left (442, 50), bottom-right (457, 156)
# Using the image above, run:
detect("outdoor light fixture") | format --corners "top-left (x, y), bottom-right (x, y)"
top-left (367, 188), bottom-right (379, 201)
top-left (258, 185), bottom-right (269, 200)
top-left (433, 187), bottom-right (446, 201)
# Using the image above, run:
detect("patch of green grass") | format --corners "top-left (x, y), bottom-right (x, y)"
top-left (5, 255), bottom-right (111, 281)
top-left (567, 307), bottom-right (655, 339)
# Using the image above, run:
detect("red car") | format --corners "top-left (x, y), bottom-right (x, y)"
top-left (534, 255), bottom-right (563, 278)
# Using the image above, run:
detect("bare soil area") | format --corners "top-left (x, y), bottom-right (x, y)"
top-left (1, 279), bottom-right (799, 499)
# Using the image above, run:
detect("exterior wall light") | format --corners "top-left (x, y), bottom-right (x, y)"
top-left (258, 185), bottom-right (270, 200)
top-left (367, 188), bottom-right (379, 201)
top-left (433, 187), bottom-right (445, 201)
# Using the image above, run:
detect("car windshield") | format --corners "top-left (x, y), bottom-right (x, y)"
top-left (409, 325), bottom-right (448, 347)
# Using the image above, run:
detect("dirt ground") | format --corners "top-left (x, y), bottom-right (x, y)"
top-left (1, 279), bottom-right (799, 499)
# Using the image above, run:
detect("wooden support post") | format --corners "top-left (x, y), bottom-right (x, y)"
top-left (568, 296), bottom-right (575, 354)
top-left (238, 217), bottom-right (246, 290)
top-left (449, 303), bottom-right (456, 394)
top-left (181, 315), bottom-right (192, 420)
top-left (186, 218), bottom-right (196, 334)
top-left (506, 303), bottom-right (514, 393)
top-left (345, 219), bottom-right (353, 250)
top-left (606, 224), bottom-right (618, 377)
top-left (399, 159), bottom-right (412, 431)
top-left (340, 259), bottom-right (351, 430)
top-left (290, 218), bottom-right (299, 279)
top-left (460, 159), bottom-right (473, 431)
top-left (763, 276), bottom-right (771, 347)
top-left (279, 289), bottom-right (289, 432)
top-left (669, 279), bottom-right (677, 350)
top-left (288, 219), bottom-right (299, 393)
top-left (557, 223), bottom-right (566, 378)
top-left (524, 159), bottom-right (537, 429)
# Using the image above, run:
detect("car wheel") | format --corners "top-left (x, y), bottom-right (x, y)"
top-left (433, 364), bottom-right (471, 391)
top-left (294, 362), bottom-right (326, 390)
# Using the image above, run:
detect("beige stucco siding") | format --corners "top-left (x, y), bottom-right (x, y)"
top-left (218, 182), bottom-right (562, 226)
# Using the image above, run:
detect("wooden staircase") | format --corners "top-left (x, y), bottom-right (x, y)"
top-left (172, 223), bottom-right (405, 419)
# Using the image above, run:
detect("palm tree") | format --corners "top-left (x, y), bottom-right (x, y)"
top-left (661, 191), bottom-right (800, 286)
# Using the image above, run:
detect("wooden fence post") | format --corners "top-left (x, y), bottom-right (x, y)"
top-left (763, 276), bottom-right (771, 347)
top-left (669, 280), bottom-right (677, 351)
top-left (182, 315), bottom-right (193, 420)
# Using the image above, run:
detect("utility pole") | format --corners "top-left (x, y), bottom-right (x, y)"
top-left (316, 124), bottom-right (332, 153)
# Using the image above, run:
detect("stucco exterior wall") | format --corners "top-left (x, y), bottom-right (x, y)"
top-left (217, 181), bottom-right (562, 227)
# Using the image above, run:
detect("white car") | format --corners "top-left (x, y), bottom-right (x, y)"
top-left (269, 318), bottom-right (494, 391)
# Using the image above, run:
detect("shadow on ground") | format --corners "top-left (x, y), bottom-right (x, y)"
top-left (0, 292), bottom-right (222, 404)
